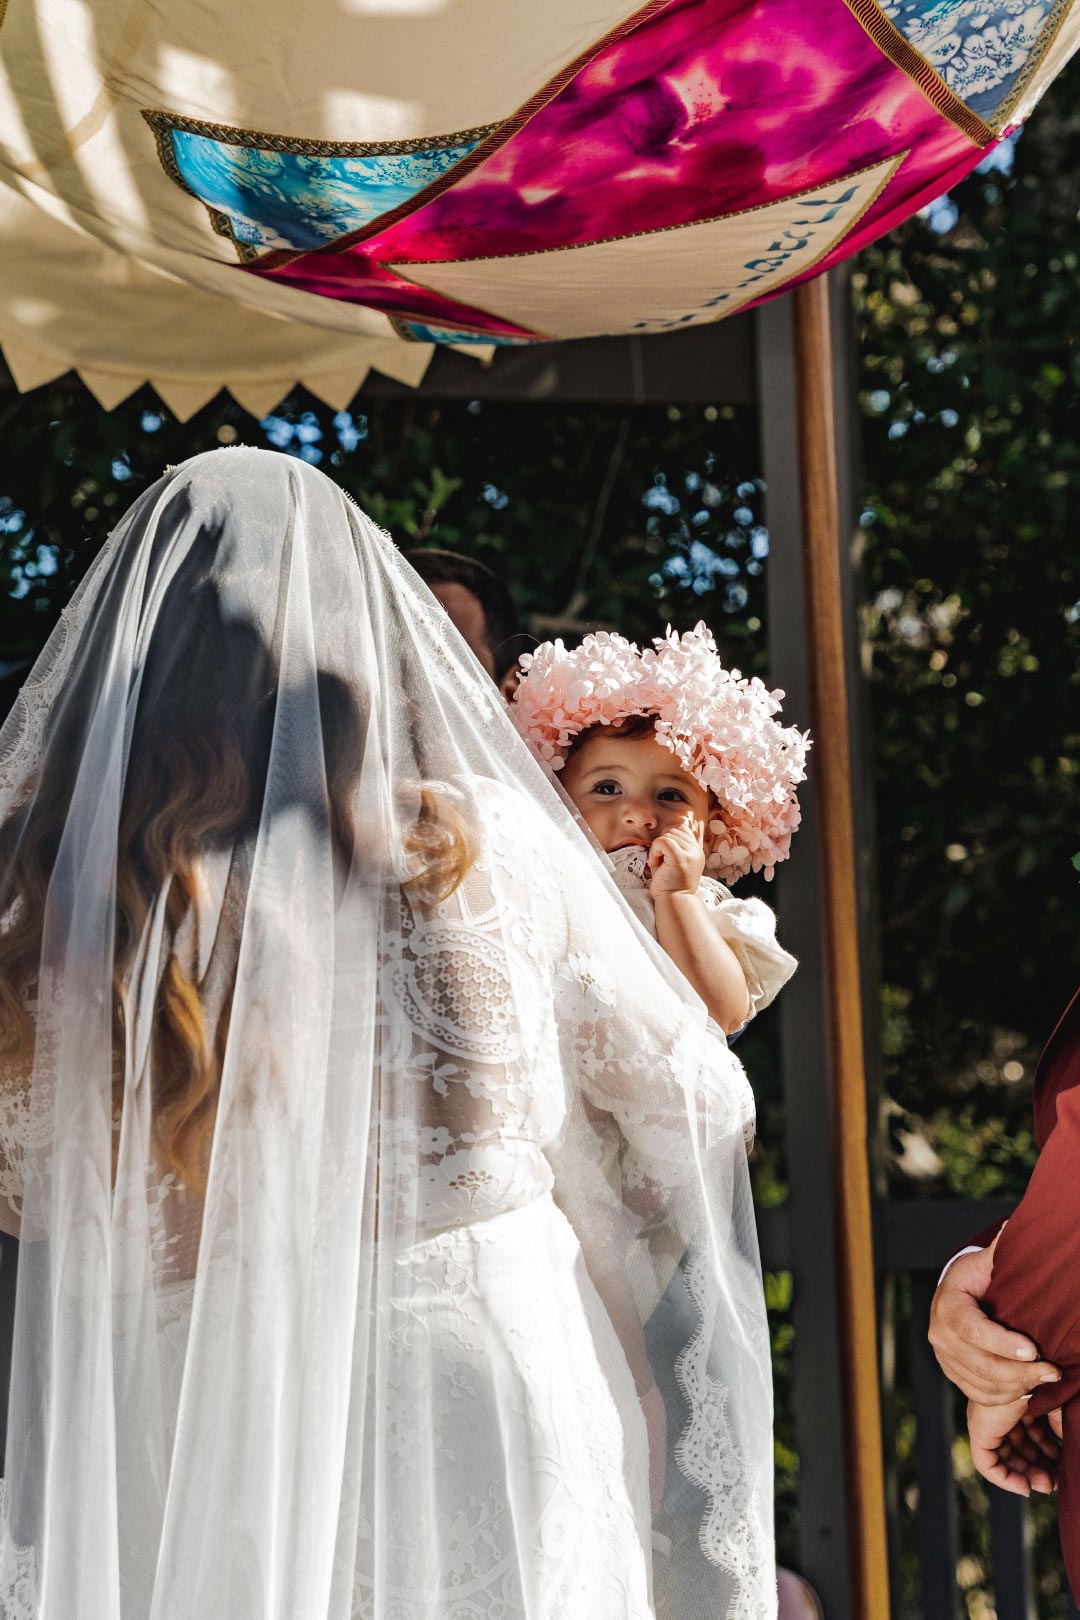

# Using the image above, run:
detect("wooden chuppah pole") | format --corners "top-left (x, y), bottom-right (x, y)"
top-left (791, 275), bottom-right (891, 1619)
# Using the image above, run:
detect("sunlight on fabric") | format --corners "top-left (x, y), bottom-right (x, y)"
top-left (155, 46), bottom-right (241, 123)
top-left (323, 89), bottom-right (425, 143)
top-left (0, 0), bottom-right (1077, 396)
top-left (9, 299), bottom-right (54, 329)
top-left (342, 0), bottom-right (448, 12)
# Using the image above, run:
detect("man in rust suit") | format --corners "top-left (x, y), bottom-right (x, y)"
top-left (930, 987), bottom-right (1080, 1591)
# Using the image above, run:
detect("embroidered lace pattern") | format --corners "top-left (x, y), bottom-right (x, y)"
top-left (0, 451), bottom-right (776, 1620)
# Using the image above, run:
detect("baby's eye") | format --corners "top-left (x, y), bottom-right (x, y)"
top-left (592, 780), bottom-right (621, 796)
top-left (658, 788), bottom-right (688, 803)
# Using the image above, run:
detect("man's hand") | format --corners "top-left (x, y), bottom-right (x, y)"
top-left (968, 1398), bottom-right (1062, 1496)
top-left (929, 1237), bottom-right (1061, 1404)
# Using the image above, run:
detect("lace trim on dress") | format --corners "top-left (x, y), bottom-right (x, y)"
top-left (673, 1247), bottom-right (773, 1620)
top-left (0, 1481), bottom-right (36, 1620)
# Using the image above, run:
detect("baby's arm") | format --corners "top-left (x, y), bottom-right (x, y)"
top-left (650, 827), bottom-right (751, 1034)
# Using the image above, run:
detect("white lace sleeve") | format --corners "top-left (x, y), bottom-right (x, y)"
top-left (377, 806), bottom-right (565, 1232)
top-left (545, 839), bottom-right (757, 1198)
top-left (698, 878), bottom-right (797, 1017)
top-left (454, 782), bottom-right (756, 1191)
top-left (533, 816), bottom-right (774, 1610)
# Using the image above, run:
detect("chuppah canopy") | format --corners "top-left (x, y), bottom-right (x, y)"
top-left (0, 0), bottom-right (1077, 417)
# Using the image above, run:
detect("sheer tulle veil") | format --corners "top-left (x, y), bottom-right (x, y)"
top-left (0, 447), bottom-right (776, 1619)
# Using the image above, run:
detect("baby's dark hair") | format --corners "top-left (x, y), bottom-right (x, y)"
top-left (564, 713), bottom-right (658, 763)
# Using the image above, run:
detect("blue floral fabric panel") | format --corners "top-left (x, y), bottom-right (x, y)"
top-left (403, 323), bottom-right (535, 345)
top-left (882, 0), bottom-right (1060, 122)
top-left (168, 130), bottom-right (483, 251)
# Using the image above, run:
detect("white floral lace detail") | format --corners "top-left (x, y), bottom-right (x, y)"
top-left (0, 1481), bottom-right (36, 1620)
top-left (381, 923), bottom-right (524, 1065)
top-left (674, 1247), bottom-right (773, 1620)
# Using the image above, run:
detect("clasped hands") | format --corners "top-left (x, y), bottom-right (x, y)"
top-left (929, 1232), bottom-right (1063, 1496)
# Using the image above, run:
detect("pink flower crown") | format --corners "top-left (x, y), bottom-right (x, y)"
top-left (511, 622), bottom-right (810, 883)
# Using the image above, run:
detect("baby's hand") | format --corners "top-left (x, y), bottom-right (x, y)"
top-left (648, 825), bottom-right (705, 896)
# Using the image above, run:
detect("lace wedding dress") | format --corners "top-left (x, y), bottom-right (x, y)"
top-left (0, 448), bottom-right (777, 1620)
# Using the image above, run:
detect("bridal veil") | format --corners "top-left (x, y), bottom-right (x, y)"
top-left (0, 447), bottom-right (775, 1620)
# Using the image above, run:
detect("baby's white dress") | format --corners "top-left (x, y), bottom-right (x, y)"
top-left (605, 845), bottom-right (797, 1021)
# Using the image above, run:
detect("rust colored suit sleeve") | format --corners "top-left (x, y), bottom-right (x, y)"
top-left (981, 990), bottom-right (1080, 1591)
top-left (954, 1218), bottom-right (1009, 1260)
top-left (983, 1073), bottom-right (1080, 1410)
top-left (984, 990), bottom-right (1080, 1404)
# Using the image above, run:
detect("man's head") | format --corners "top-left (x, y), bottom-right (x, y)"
top-left (406, 549), bottom-right (526, 699)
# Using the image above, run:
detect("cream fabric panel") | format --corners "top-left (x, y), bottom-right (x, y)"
top-left (1, 0), bottom-right (641, 154)
top-left (391, 155), bottom-right (903, 341)
top-left (0, 185), bottom-right (439, 417)
top-left (0, 0), bottom-right (641, 262)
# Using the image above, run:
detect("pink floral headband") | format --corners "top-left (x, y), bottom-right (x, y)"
top-left (511, 622), bottom-right (810, 883)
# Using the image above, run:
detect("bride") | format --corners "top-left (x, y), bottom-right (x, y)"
top-left (0, 448), bottom-right (775, 1620)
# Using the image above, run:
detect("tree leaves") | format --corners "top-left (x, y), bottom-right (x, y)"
top-left (856, 59), bottom-right (1080, 1200)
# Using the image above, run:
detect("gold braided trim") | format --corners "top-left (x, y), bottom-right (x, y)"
top-left (388, 152), bottom-right (906, 343)
top-left (390, 152), bottom-right (905, 268)
top-left (141, 108), bottom-right (498, 159)
top-left (840, 0), bottom-right (995, 145)
top-left (994, 0), bottom-right (1074, 130)
top-left (251, 0), bottom-right (676, 271)
top-left (141, 107), bottom-right (499, 262)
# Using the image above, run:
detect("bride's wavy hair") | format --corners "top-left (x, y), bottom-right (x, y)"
top-left (0, 530), bottom-right (473, 1191)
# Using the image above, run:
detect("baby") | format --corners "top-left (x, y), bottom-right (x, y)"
top-left (512, 621), bottom-right (814, 1604)
top-left (512, 622), bottom-right (809, 1035)
top-left (514, 622), bottom-right (809, 1542)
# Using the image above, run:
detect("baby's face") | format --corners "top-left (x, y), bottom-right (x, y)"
top-left (560, 731), bottom-right (711, 856)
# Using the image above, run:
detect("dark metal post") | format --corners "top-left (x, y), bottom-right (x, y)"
top-left (988, 1488), bottom-right (1036, 1620)
top-left (0, 1233), bottom-right (16, 1458)
top-left (758, 289), bottom-right (855, 1617)
top-left (909, 1272), bottom-right (962, 1620)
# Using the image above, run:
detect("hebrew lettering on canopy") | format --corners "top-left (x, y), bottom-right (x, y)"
top-left (387, 158), bottom-right (903, 343)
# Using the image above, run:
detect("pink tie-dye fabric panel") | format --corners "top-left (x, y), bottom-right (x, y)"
top-left (247, 0), bottom-right (990, 329)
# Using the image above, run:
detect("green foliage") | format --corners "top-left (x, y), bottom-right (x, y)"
top-left (854, 58), bottom-right (1080, 1619)
top-left (764, 1269), bottom-right (799, 1568)
top-left (0, 394), bottom-right (767, 669)
top-left (854, 60), bottom-right (1080, 1201)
